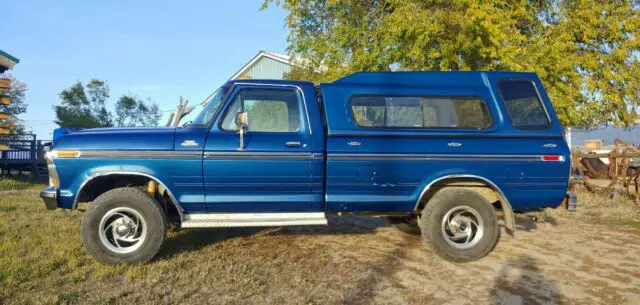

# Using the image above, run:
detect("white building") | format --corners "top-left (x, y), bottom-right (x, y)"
top-left (229, 51), bottom-right (293, 80)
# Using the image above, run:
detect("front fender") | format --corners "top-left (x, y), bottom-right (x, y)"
top-left (54, 159), bottom-right (175, 209)
top-left (53, 158), bottom-right (180, 205)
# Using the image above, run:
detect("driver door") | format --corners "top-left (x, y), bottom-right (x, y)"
top-left (203, 86), bottom-right (315, 213)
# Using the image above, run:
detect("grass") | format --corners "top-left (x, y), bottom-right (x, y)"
top-left (0, 176), bottom-right (44, 191)
top-left (0, 181), bottom-right (376, 304)
top-left (1, 180), bottom-right (639, 304)
top-left (550, 187), bottom-right (640, 230)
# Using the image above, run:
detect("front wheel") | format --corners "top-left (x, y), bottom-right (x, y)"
top-left (420, 188), bottom-right (499, 262)
top-left (81, 187), bottom-right (167, 264)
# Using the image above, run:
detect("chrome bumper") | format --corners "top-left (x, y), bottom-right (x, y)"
top-left (40, 186), bottom-right (59, 210)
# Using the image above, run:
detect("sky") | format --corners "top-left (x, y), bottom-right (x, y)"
top-left (572, 127), bottom-right (640, 147)
top-left (3, 0), bottom-right (289, 139)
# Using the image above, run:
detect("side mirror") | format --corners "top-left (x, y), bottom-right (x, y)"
top-left (235, 111), bottom-right (248, 130)
top-left (235, 111), bottom-right (248, 150)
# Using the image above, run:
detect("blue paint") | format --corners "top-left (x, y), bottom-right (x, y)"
top-left (48, 71), bottom-right (570, 215)
top-left (55, 127), bottom-right (177, 150)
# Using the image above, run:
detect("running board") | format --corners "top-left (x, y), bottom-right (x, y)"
top-left (181, 212), bottom-right (328, 228)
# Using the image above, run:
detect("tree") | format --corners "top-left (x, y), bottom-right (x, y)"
top-left (54, 80), bottom-right (112, 128)
top-left (263, 0), bottom-right (640, 129)
top-left (115, 95), bottom-right (161, 127)
top-left (54, 80), bottom-right (161, 128)
top-left (0, 74), bottom-right (29, 135)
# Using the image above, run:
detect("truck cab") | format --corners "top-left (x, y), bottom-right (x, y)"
top-left (41, 72), bottom-right (570, 264)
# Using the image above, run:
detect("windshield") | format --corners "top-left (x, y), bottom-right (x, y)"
top-left (192, 86), bottom-right (230, 126)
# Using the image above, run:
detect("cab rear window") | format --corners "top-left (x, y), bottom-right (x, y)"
top-left (498, 80), bottom-right (550, 129)
top-left (350, 96), bottom-right (492, 129)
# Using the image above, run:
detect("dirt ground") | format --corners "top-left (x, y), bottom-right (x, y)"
top-left (149, 215), bottom-right (640, 305)
top-left (2, 185), bottom-right (640, 304)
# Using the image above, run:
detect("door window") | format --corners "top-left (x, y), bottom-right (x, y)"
top-left (221, 89), bottom-right (301, 132)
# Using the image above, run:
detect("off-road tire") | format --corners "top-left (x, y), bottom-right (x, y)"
top-left (81, 187), bottom-right (167, 264)
top-left (387, 215), bottom-right (422, 235)
top-left (419, 188), bottom-right (499, 262)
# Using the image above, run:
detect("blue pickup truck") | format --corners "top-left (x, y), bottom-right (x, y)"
top-left (41, 71), bottom-right (570, 264)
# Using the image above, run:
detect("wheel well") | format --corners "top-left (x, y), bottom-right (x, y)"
top-left (75, 174), bottom-right (182, 225)
top-left (415, 176), bottom-right (516, 234)
top-left (416, 178), bottom-right (499, 210)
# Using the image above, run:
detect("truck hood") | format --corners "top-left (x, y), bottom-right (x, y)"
top-left (52, 127), bottom-right (177, 150)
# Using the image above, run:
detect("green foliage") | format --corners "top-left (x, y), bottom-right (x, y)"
top-left (351, 97), bottom-right (490, 128)
top-left (503, 97), bottom-right (550, 127)
top-left (246, 100), bottom-right (291, 132)
top-left (54, 80), bottom-right (113, 128)
top-left (54, 80), bottom-right (161, 128)
top-left (115, 95), bottom-right (162, 127)
top-left (264, 0), bottom-right (640, 129)
top-left (453, 99), bottom-right (491, 128)
top-left (0, 74), bottom-right (29, 135)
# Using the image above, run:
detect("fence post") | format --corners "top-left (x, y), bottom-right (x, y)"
top-left (37, 140), bottom-right (44, 160)
top-left (1, 150), bottom-right (5, 175)
top-left (30, 139), bottom-right (37, 179)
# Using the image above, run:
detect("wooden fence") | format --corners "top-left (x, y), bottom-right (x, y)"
top-left (0, 134), bottom-right (49, 177)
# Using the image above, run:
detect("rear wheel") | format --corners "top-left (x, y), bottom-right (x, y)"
top-left (387, 215), bottom-right (421, 235)
top-left (419, 188), bottom-right (499, 262)
top-left (81, 187), bottom-right (166, 264)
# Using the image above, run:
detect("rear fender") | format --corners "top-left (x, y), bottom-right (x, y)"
top-left (415, 174), bottom-right (516, 235)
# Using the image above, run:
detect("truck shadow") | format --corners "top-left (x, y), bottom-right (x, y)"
top-left (158, 214), bottom-right (556, 260)
top-left (157, 227), bottom-right (264, 259)
top-left (515, 213), bottom-right (559, 232)
top-left (271, 216), bottom-right (392, 236)
top-left (156, 216), bottom-right (391, 259)
top-left (337, 232), bottom-right (419, 305)
top-left (490, 254), bottom-right (563, 305)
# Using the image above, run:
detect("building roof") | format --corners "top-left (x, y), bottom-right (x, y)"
top-left (229, 50), bottom-right (292, 80)
top-left (0, 49), bottom-right (20, 73)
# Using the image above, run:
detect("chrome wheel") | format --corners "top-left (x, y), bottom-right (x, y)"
top-left (99, 207), bottom-right (147, 254)
top-left (441, 205), bottom-right (484, 249)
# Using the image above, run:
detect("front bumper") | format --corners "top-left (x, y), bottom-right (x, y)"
top-left (40, 186), bottom-right (59, 210)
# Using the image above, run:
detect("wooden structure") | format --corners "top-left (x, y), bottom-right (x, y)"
top-left (574, 138), bottom-right (640, 203)
top-left (165, 96), bottom-right (196, 127)
top-left (0, 49), bottom-right (19, 74)
top-left (1, 49), bottom-right (20, 151)
top-left (584, 139), bottom-right (604, 151)
top-left (0, 134), bottom-right (49, 177)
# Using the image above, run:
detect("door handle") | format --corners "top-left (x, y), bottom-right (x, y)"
top-left (285, 141), bottom-right (302, 147)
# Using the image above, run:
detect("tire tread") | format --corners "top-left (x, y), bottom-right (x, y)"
top-left (420, 188), bottom-right (499, 262)
top-left (81, 187), bottom-right (167, 264)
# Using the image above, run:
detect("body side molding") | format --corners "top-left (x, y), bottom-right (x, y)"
top-left (203, 151), bottom-right (319, 159)
top-left (67, 150), bottom-right (202, 159)
top-left (327, 153), bottom-right (548, 162)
